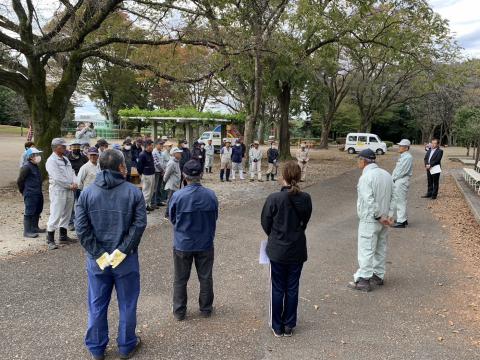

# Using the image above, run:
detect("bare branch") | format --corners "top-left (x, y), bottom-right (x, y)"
top-left (84, 51), bottom-right (230, 84)
top-left (0, 67), bottom-right (29, 94)
top-left (42, 0), bottom-right (85, 42)
top-left (79, 36), bottom-right (224, 53)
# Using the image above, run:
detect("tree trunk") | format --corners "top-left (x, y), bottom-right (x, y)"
top-left (319, 113), bottom-right (334, 149)
top-left (359, 115), bottom-right (372, 132)
top-left (243, 49), bottom-right (263, 161)
top-left (258, 116), bottom-right (265, 144)
top-left (277, 82), bottom-right (292, 160)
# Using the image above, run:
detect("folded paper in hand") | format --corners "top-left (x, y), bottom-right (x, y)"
top-left (259, 240), bottom-right (270, 264)
top-left (429, 165), bottom-right (442, 175)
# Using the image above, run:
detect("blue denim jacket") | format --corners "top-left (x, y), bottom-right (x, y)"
top-left (75, 170), bottom-right (147, 258)
top-left (169, 183), bottom-right (218, 251)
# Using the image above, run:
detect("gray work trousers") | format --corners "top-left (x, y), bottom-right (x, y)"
top-left (172, 248), bottom-right (214, 317)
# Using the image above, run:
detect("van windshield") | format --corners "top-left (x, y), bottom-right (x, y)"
top-left (200, 132), bottom-right (211, 139)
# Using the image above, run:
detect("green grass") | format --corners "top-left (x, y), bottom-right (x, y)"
top-left (0, 125), bottom-right (25, 136)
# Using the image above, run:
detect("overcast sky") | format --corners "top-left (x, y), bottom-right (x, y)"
top-left (429, 0), bottom-right (480, 58)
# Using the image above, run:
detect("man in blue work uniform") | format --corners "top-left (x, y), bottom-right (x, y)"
top-left (76, 149), bottom-right (147, 360)
top-left (17, 147), bottom-right (45, 238)
top-left (168, 160), bottom-right (218, 321)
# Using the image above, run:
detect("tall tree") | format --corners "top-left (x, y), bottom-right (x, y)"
top-left (0, 1), bottom-right (226, 163)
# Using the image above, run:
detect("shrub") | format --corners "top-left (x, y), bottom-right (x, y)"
top-left (384, 141), bottom-right (394, 148)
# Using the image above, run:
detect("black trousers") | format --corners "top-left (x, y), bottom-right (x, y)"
top-left (173, 248), bottom-right (214, 316)
top-left (427, 171), bottom-right (440, 197)
top-left (270, 261), bottom-right (303, 332)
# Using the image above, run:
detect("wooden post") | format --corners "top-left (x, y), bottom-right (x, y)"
top-left (185, 122), bottom-right (194, 145)
top-left (151, 119), bottom-right (158, 140)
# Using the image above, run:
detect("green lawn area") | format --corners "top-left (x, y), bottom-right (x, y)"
top-left (0, 125), bottom-right (25, 136)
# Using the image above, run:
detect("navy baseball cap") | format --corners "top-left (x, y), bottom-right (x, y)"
top-left (183, 160), bottom-right (203, 176)
top-left (358, 149), bottom-right (376, 160)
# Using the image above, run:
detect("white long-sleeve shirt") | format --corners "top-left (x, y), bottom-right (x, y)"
top-left (249, 147), bottom-right (263, 161)
top-left (45, 153), bottom-right (76, 191)
top-left (77, 161), bottom-right (100, 190)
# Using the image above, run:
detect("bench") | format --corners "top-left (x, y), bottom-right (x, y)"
top-left (463, 168), bottom-right (480, 195)
top-left (460, 159), bottom-right (477, 166)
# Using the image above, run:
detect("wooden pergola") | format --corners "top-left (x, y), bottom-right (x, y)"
top-left (122, 116), bottom-right (230, 145)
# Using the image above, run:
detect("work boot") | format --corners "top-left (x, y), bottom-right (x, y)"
top-left (209, 167), bottom-right (212, 173)
top-left (271, 175), bottom-right (275, 181)
top-left (59, 227), bottom-right (77, 244)
top-left (33, 214), bottom-right (46, 233)
top-left (239, 171), bottom-right (245, 180)
top-left (46, 231), bottom-right (58, 250)
top-left (266, 174), bottom-right (270, 181)
top-left (23, 216), bottom-right (39, 238)
top-left (392, 220), bottom-right (407, 228)
top-left (220, 169), bottom-right (224, 181)
top-left (347, 278), bottom-right (371, 292)
top-left (231, 170), bottom-right (236, 180)
top-left (250, 178), bottom-right (254, 182)
top-left (370, 273), bottom-right (384, 286)
top-left (226, 169), bottom-right (231, 182)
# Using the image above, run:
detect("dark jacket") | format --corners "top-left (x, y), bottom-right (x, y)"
top-left (267, 147), bottom-right (279, 163)
top-left (122, 149), bottom-right (133, 171)
top-left (67, 152), bottom-right (88, 175)
top-left (17, 162), bottom-right (43, 196)
top-left (136, 150), bottom-right (155, 176)
top-left (132, 144), bottom-right (142, 163)
top-left (261, 187), bottom-right (312, 264)
top-left (169, 183), bottom-right (218, 252)
top-left (75, 170), bottom-right (147, 259)
top-left (231, 145), bottom-right (243, 163)
top-left (180, 147), bottom-right (191, 171)
top-left (424, 147), bottom-right (443, 167)
top-left (191, 147), bottom-right (206, 166)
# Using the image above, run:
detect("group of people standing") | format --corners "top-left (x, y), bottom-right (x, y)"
top-left (15, 128), bottom-right (446, 357)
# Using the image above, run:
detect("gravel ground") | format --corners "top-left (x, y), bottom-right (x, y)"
top-left (0, 144), bottom-right (362, 257)
top-left (1, 146), bottom-right (480, 359)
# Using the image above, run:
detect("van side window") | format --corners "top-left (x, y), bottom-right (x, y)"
top-left (213, 133), bottom-right (220, 138)
top-left (358, 136), bottom-right (367, 142)
top-left (369, 136), bottom-right (378, 143)
top-left (348, 135), bottom-right (357, 142)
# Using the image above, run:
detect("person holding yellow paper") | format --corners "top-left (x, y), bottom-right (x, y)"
top-left (75, 149), bottom-right (147, 360)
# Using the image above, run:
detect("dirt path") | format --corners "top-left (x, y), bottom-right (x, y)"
top-left (1, 147), bottom-right (479, 359)
top-left (0, 143), bottom-right (359, 257)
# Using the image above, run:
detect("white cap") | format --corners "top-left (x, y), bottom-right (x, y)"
top-left (170, 147), bottom-right (183, 155)
top-left (397, 139), bottom-right (411, 147)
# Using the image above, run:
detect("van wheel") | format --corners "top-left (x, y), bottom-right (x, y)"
top-left (376, 149), bottom-right (384, 155)
top-left (347, 148), bottom-right (356, 154)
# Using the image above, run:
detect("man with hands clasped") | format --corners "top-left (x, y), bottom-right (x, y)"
top-left (348, 149), bottom-right (394, 293)
top-left (76, 149), bottom-right (147, 360)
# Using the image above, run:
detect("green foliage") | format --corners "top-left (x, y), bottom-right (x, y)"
top-left (331, 102), bottom-right (361, 135)
top-left (0, 86), bottom-right (28, 125)
top-left (119, 106), bottom-right (245, 122)
top-left (454, 106), bottom-right (480, 146)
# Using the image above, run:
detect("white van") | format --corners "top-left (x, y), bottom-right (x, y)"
top-left (198, 131), bottom-right (222, 152)
top-left (345, 133), bottom-right (387, 155)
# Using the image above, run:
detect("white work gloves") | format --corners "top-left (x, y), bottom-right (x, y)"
top-left (96, 249), bottom-right (127, 270)
top-left (96, 252), bottom-right (111, 271)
